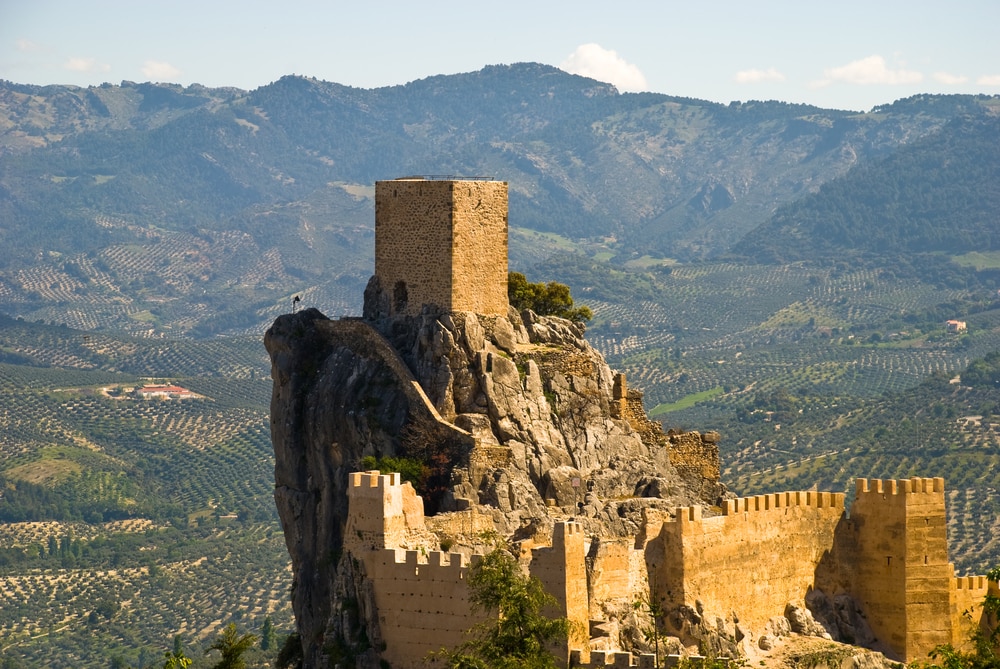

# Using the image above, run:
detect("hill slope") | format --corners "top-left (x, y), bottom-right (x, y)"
top-left (736, 111), bottom-right (1000, 261)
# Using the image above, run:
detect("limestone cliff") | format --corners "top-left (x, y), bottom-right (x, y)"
top-left (265, 303), bottom-right (725, 667)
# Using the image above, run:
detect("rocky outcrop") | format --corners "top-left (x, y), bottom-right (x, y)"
top-left (265, 303), bottom-right (725, 667)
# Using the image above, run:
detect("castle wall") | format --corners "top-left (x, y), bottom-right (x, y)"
top-left (951, 575), bottom-right (991, 648)
top-left (369, 547), bottom-right (483, 667)
top-left (848, 477), bottom-right (951, 661)
top-left (657, 491), bottom-right (846, 631)
top-left (586, 537), bottom-right (640, 620)
top-left (374, 178), bottom-right (508, 317)
top-left (346, 469), bottom-right (990, 668)
top-left (344, 471), bottom-right (413, 551)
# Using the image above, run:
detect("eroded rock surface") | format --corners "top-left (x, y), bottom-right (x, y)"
top-left (266, 304), bottom-right (724, 667)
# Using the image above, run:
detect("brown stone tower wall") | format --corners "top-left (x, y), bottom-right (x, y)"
top-left (374, 178), bottom-right (508, 317)
top-left (849, 477), bottom-right (952, 661)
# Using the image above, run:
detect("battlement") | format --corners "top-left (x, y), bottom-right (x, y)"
top-left (723, 490), bottom-right (846, 514)
top-left (665, 490), bottom-right (846, 531)
top-left (954, 574), bottom-right (989, 592)
top-left (349, 470), bottom-right (402, 496)
top-left (855, 477), bottom-right (945, 496)
top-left (569, 649), bottom-right (658, 668)
top-left (554, 520), bottom-right (585, 539)
top-left (378, 547), bottom-right (469, 573)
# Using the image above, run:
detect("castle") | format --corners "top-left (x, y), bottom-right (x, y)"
top-left (267, 177), bottom-right (996, 668)
top-left (346, 469), bottom-right (994, 667)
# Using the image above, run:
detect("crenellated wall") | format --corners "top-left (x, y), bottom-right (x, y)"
top-left (368, 547), bottom-right (481, 666)
top-left (952, 574), bottom-right (992, 648)
top-left (346, 471), bottom-right (993, 667)
top-left (530, 521), bottom-right (590, 658)
top-left (657, 490), bottom-right (846, 631)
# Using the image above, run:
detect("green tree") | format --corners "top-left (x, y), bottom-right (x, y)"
top-left (508, 272), bottom-right (592, 323)
top-left (435, 537), bottom-right (571, 669)
top-left (205, 623), bottom-right (258, 669)
top-left (161, 635), bottom-right (191, 669)
top-left (261, 615), bottom-right (276, 651)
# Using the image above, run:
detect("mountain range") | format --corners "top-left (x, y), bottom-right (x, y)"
top-left (1, 64), bottom-right (998, 335)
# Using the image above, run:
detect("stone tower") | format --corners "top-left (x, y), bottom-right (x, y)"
top-left (848, 477), bottom-right (952, 661)
top-left (370, 177), bottom-right (509, 318)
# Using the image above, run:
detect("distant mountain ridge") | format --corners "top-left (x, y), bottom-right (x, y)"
top-left (736, 112), bottom-right (1000, 261)
top-left (1, 65), bottom-right (998, 334)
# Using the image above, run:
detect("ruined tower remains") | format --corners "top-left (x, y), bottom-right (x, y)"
top-left (372, 177), bottom-right (509, 317)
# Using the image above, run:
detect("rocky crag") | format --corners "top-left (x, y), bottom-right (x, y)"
top-left (266, 296), bottom-right (727, 667)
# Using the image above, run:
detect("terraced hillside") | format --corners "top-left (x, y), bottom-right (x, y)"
top-left (0, 318), bottom-right (290, 668)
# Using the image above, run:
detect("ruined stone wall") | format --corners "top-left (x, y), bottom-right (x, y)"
top-left (374, 178), bottom-right (508, 317)
top-left (847, 477), bottom-right (951, 661)
top-left (610, 373), bottom-right (720, 493)
top-left (656, 491), bottom-right (846, 631)
top-left (666, 431), bottom-right (721, 483)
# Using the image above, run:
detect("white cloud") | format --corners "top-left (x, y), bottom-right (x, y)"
top-left (559, 43), bottom-right (648, 92)
top-left (734, 67), bottom-right (786, 84)
top-left (64, 57), bottom-right (110, 73)
top-left (16, 39), bottom-right (40, 52)
top-left (977, 74), bottom-right (1000, 86)
top-left (142, 60), bottom-right (181, 81)
top-left (933, 72), bottom-right (968, 85)
top-left (812, 55), bottom-right (923, 88)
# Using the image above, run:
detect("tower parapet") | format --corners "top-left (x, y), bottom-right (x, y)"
top-left (346, 470), bottom-right (425, 551)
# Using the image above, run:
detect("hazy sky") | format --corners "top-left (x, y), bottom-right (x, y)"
top-left (3, 0), bottom-right (999, 112)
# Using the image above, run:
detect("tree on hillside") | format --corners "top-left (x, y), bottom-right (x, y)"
top-left (433, 536), bottom-right (571, 669)
top-left (508, 272), bottom-right (592, 323)
top-left (205, 623), bottom-right (258, 669)
top-left (261, 615), bottom-right (276, 651)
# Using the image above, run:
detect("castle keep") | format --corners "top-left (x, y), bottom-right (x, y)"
top-left (372, 178), bottom-right (509, 317)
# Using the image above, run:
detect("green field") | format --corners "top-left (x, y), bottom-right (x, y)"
top-left (650, 387), bottom-right (724, 416)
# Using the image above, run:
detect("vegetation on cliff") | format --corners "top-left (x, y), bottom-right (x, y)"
top-left (508, 272), bottom-right (592, 323)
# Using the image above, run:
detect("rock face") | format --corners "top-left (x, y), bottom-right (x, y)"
top-left (265, 303), bottom-right (724, 667)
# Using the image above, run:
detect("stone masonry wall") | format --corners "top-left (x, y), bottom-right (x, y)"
top-left (529, 522), bottom-right (590, 660)
top-left (846, 477), bottom-right (951, 661)
top-left (450, 180), bottom-right (509, 316)
top-left (368, 547), bottom-right (482, 667)
top-left (610, 373), bottom-right (721, 495)
top-left (374, 178), bottom-right (508, 317)
top-left (346, 470), bottom-right (992, 667)
top-left (952, 575), bottom-right (991, 648)
top-left (656, 491), bottom-right (847, 632)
